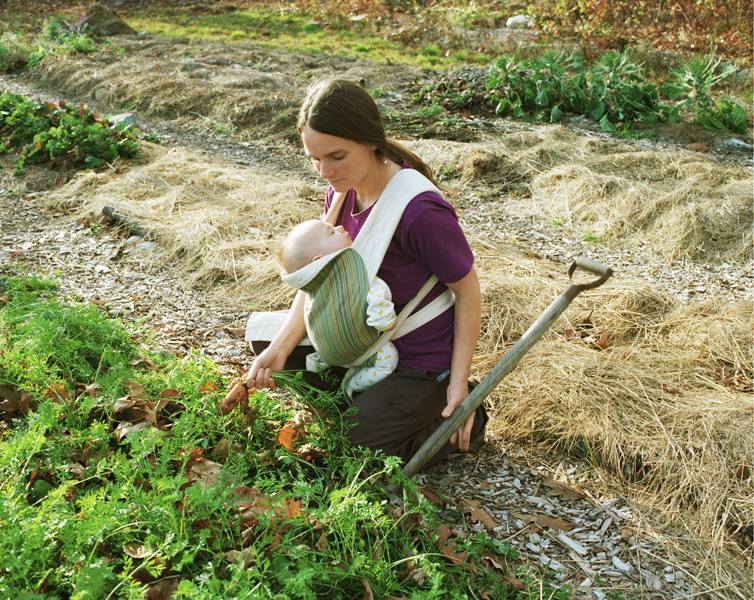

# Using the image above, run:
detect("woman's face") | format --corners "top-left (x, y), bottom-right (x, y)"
top-left (300, 126), bottom-right (377, 193)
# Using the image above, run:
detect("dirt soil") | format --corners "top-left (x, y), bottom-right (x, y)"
top-left (1, 13), bottom-right (753, 600)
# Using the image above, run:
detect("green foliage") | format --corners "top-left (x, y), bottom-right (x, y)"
top-left (0, 92), bottom-right (141, 174)
top-left (0, 272), bottom-right (561, 599)
top-left (661, 55), bottom-right (748, 133)
top-left (0, 272), bottom-right (136, 394)
top-left (486, 50), bottom-right (670, 131)
top-left (25, 16), bottom-right (99, 69)
top-left (0, 34), bottom-right (31, 73)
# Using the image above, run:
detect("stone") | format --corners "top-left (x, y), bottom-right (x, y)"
top-left (723, 138), bottom-right (753, 153)
top-left (85, 3), bottom-right (138, 37)
top-left (506, 15), bottom-right (533, 29)
top-left (109, 113), bottom-right (136, 129)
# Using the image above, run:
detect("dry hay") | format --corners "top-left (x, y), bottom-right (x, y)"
top-left (85, 2), bottom-right (137, 37)
top-left (473, 254), bottom-right (753, 584)
top-left (31, 51), bottom-right (302, 137)
top-left (46, 143), bottom-right (323, 309)
top-left (409, 128), bottom-right (754, 265)
top-left (530, 152), bottom-right (753, 263)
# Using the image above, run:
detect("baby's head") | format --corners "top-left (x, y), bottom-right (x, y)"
top-left (280, 219), bottom-right (353, 274)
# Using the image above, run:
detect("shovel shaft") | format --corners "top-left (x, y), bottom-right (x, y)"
top-left (401, 257), bottom-right (613, 479)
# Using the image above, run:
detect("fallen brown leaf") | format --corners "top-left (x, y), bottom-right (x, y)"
top-left (130, 357), bottom-right (157, 370)
top-left (126, 381), bottom-right (148, 399)
top-left (113, 421), bottom-right (151, 442)
top-left (592, 332), bottom-right (610, 350)
top-left (481, 555), bottom-right (525, 590)
top-left (510, 510), bottom-right (574, 532)
top-left (462, 499), bottom-right (498, 532)
top-left (123, 542), bottom-right (152, 559)
top-left (358, 577), bottom-right (375, 600)
top-left (45, 382), bottom-right (69, 402)
top-left (199, 380), bottom-right (218, 394)
top-left (186, 458), bottom-right (223, 488)
top-left (145, 578), bottom-right (180, 600)
top-left (434, 523), bottom-right (452, 546)
top-left (224, 327), bottom-right (246, 338)
top-left (277, 424), bottom-right (301, 451)
top-left (687, 142), bottom-right (709, 152)
top-left (417, 486), bottom-right (443, 505)
top-left (541, 477), bottom-right (584, 501)
top-left (0, 386), bottom-right (36, 414)
top-left (440, 545), bottom-right (468, 566)
top-left (734, 464), bottom-right (751, 480)
top-left (661, 383), bottom-right (682, 395)
top-left (315, 531), bottom-right (329, 551)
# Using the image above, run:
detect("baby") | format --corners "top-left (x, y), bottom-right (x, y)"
top-left (280, 219), bottom-right (398, 394)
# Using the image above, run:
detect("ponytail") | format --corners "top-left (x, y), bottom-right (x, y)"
top-left (382, 139), bottom-right (439, 188)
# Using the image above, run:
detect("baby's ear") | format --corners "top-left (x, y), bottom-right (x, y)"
top-left (311, 254), bottom-right (322, 262)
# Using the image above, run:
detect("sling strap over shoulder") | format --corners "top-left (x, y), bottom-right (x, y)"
top-left (283, 169), bottom-right (456, 369)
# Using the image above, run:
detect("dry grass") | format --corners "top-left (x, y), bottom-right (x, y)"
top-left (47, 143), bottom-right (322, 309)
top-left (472, 257), bottom-right (753, 593)
top-left (410, 128), bottom-right (753, 264)
top-left (32, 48), bottom-right (302, 138)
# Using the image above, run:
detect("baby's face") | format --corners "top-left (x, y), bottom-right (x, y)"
top-left (306, 219), bottom-right (353, 257)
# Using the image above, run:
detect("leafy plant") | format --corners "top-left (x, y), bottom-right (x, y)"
top-left (661, 55), bottom-right (748, 133)
top-left (0, 92), bottom-right (141, 174)
top-left (485, 50), bottom-right (670, 132)
top-left (587, 51), bottom-right (663, 130)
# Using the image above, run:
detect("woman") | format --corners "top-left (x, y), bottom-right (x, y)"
top-left (248, 78), bottom-right (486, 466)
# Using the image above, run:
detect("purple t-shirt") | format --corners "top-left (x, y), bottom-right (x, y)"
top-left (324, 166), bottom-right (474, 372)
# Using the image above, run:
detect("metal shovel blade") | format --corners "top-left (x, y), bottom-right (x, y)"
top-left (401, 257), bottom-right (613, 479)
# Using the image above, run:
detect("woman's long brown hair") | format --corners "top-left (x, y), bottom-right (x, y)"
top-left (297, 78), bottom-right (439, 187)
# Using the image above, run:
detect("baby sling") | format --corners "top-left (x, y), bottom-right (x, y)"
top-left (281, 169), bottom-right (456, 384)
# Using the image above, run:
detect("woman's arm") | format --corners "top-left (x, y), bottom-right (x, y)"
top-left (247, 290), bottom-right (308, 389)
top-left (441, 266), bottom-right (482, 451)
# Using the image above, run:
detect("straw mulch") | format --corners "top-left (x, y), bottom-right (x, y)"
top-left (48, 143), bottom-right (322, 310)
top-left (34, 51), bottom-right (303, 138)
top-left (410, 127), bottom-right (753, 264)
top-left (47, 141), bottom-right (753, 593)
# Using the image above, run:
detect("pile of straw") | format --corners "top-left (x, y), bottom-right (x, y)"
top-left (48, 143), bottom-right (323, 310)
top-left (34, 50), bottom-right (302, 138)
top-left (410, 128), bottom-right (753, 263)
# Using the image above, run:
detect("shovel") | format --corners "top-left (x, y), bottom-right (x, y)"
top-left (400, 256), bottom-right (613, 480)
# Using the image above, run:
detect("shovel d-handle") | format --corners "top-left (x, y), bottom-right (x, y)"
top-left (400, 257), bottom-right (613, 479)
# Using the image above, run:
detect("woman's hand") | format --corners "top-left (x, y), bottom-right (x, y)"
top-left (247, 290), bottom-right (308, 389)
top-left (246, 344), bottom-right (289, 389)
top-left (443, 380), bottom-right (475, 451)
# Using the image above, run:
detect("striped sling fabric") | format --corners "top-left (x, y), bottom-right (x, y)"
top-left (301, 247), bottom-right (379, 369)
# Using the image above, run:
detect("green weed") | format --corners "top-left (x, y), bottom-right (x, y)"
top-left (582, 231), bottom-right (609, 243)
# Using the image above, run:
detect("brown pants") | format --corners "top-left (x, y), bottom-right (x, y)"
top-left (252, 342), bottom-right (487, 468)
